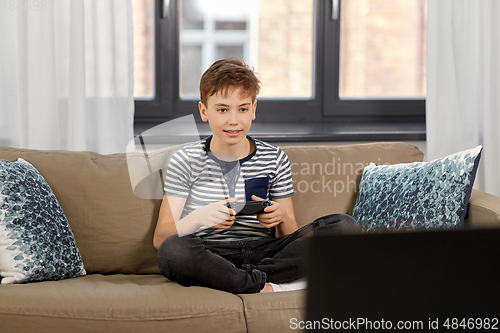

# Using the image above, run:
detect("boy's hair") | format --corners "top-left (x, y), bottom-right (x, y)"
top-left (200, 57), bottom-right (261, 106)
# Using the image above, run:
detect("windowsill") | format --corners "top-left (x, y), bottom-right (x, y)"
top-left (134, 122), bottom-right (426, 144)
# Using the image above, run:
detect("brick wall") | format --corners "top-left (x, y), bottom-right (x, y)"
top-left (257, 0), bottom-right (314, 98)
top-left (131, 0), bottom-right (427, 100)
top-left (339, 0), bottom-right (427, 97)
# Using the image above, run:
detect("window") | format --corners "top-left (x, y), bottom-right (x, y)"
top-left (339, 0), bottom-right (426, 98)
top-left (179, 0), bottom-right (252, 97)
top-left (132, 0), bottom-right (155, 100)
top-left (133, 0), bottom-right (426, 139)
top-left (178, 0), bottom-right (314, 99)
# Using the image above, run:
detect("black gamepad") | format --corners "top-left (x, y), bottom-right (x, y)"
top-left (226, 200), bottom-right (272, 216)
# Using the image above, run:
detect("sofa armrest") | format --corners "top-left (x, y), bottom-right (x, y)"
top-left (465, 190), bottom-right (500, 228)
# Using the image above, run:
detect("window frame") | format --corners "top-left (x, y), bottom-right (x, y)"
top-left (134, 0), bottom-right (426, 135)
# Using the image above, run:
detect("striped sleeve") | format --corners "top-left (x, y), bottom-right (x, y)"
top-left (269, 148), bottom-right (295, 199)
top-left (163, 148), bottom-right (191, 198)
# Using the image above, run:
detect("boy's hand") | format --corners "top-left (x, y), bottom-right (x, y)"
top-left (252, 195), bottom-right (283, 229)
top-left (196, 197), bottom-right (237, 229)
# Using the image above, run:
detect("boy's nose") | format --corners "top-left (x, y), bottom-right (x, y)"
top-left (228, 111), bottom-right (238, 124)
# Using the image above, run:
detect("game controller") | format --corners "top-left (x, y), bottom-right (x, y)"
top-left (226, 200), bottom-right (272, 216)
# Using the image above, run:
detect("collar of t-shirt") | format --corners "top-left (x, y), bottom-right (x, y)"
top-left (205, 135), bottom-right (257, 198)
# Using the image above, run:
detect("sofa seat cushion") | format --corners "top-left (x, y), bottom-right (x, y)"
top-left (238, 290), bottom-right (306, 333)
top-left (0, 274), bottom-right (247, 333)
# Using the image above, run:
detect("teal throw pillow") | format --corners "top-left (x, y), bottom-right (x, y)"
top-left (0, 158), bottom-right (86, 284)
top-left (352, 146), bottom-right (482, 232)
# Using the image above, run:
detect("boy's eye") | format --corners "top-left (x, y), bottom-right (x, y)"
top-left (217, 108), bottom-right (227, 113)
top-left (239, 108), bottom-right (248, 112)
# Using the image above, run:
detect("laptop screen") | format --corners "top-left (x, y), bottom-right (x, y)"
top-left (305, 228), bottom-right (500, 331)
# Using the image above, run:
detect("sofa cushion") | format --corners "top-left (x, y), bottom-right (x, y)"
top-left (0, 158), bottom-right (86, 284)
top-left (466, 190), bottom-right (500, 228)
top-left (0, 142), bottom-right (424, 273)
top-left (352, 146), bottom-right (482, 232)
top-left (0, 274), bottom-right (247, 333)
top-left (281, 142), bottom-right (424, 227)
top-left (0, 147), bottom-right (162, 275)
top-left (239, 290), bottom-right (306, 333)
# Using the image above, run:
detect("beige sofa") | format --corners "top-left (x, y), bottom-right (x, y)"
top-left (1, 142), bottom-right (499, 333)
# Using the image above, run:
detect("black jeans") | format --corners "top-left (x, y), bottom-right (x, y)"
top-left (157, 213), bottom-right (359, 294)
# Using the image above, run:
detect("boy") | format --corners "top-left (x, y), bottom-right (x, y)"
top-left (154, 57), bottom-right (358, 294)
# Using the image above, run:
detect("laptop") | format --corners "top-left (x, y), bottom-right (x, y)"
top-left (305, 228), bottom-right (500, 331)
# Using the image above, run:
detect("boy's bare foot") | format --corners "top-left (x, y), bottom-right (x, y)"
top-left (260, 282), bottom-right (274, 293)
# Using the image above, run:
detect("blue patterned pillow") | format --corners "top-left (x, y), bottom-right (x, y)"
top-left (352, 146), bottom-right (482, 232)
top-left (0, 158), bottom-right (86, 284)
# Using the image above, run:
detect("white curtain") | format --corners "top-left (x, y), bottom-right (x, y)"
top-left (426, 0), bottom-right (500, 196)
top-left (0, 0), bottom-right (134, 154)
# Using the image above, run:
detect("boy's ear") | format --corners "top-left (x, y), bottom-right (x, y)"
top-left (252, 100), bottom-right (257, 120)
top-left (199, 101), bottom-right (208, 122)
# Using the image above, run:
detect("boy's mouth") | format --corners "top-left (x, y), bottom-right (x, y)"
top-left (224, 130), bottom-right (242, 137)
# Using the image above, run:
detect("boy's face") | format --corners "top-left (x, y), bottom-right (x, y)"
top-left (199, 87), bottom-right (256, 152)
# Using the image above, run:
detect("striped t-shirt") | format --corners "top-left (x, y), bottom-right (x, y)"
top-left (163, 135), bottom-right (294, 242)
